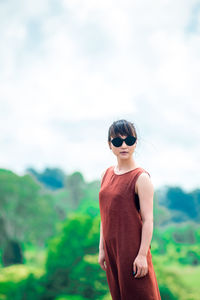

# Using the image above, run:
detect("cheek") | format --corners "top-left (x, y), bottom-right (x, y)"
top-left (129, 146), bottom-right (136, 153)
top-left (113, 148), bottom-right (119, 154)
top-left (112, 148), bottom-right (119, 155)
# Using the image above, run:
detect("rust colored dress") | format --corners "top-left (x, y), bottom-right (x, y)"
top-left (99, 165), bottom-right (161, 300)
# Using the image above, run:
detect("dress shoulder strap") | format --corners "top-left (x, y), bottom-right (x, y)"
top-left (132, 168), bottom-right (151, 184)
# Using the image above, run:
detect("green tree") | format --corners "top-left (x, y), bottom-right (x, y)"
top-left (43, 213), bottom-right (107, 300)
top-left (0, 169), bottom-right (59, 266)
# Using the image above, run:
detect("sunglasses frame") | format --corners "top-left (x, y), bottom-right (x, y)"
top-left (110, 135), bottom-right (137, 147)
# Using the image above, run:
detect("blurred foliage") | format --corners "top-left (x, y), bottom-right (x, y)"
top-left (157, 186), bottom-right (200, 223)
top-left (0, 167), bottom-right (200, 299)
top-left (41, 213), bottom-right (107, 300)
top-left (55, 296), bottom-right (88, 300)
top-left (0, 264), bottom-right (44, 299)
top-left (26, 167), bottom-right (66, 190)
top-left (0, 168), bottom-right (61, 267)
top-left (2, 240), bottom-right (23, 266)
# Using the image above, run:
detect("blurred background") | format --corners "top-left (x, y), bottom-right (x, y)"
top-left (0, 0), bottom-right (200, 299)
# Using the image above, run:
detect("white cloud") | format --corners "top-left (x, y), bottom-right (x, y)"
top-left (0, 0), bottom-right (199, 191)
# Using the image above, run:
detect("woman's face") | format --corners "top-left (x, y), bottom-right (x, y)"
top-left (108, 134), bottom-right (137, 159)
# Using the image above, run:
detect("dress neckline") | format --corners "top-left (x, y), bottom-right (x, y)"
top-left (112, 165), bottom-right (141, 176)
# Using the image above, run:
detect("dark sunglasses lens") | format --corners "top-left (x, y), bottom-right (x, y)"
top-left (125, 136), bottom-right (136, 146)
top-left (111, 137), bottom-right (122, 147)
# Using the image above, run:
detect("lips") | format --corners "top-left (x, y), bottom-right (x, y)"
top-left (120, 151), bottom-right (128, 153)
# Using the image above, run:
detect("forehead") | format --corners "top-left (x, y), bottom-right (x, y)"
top-left (111, 134), bottom-right (128, 139)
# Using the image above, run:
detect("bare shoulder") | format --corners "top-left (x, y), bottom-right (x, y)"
top-left (101, 169), bottom-right (106, 180)
top-left (100, 167), bottom-right (109, 184)
top-left (135, 172), bottom-right (154, 195)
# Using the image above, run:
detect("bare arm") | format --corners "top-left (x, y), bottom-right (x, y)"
top-left (99, 222), bottom-right (104, 251)
top-left (135, 172), bottom-right (154, 257)
top-left (132, 172), bottom-right (154, 278)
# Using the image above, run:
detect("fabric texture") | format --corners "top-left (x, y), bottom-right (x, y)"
top-left (99, 166), bottom-right (161, 300)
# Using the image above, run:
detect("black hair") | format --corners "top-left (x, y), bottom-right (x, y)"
top-left (108, 119), bottom-right (137, 142)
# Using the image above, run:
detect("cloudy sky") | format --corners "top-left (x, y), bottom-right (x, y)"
top-left (0, 0), bottom-right (200, 191)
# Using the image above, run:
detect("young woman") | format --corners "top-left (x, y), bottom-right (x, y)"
top-left (98, 119), bottom-right (161, 300)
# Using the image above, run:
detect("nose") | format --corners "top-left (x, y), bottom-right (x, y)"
top-left (121, 141), bottom-right (127, 147)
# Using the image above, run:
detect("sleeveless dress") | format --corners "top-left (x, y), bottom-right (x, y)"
top-left (99, 166), bottom-right (161, 300)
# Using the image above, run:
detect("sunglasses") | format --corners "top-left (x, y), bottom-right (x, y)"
top-left (110, 136), bottom-right (136, 147)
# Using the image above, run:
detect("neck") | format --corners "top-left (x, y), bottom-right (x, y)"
top-left (116, 158), bottom-right (138, 171)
